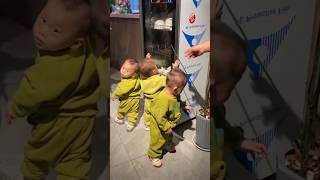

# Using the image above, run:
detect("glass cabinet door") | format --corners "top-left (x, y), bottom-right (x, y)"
top-left (142, 0), bottom-right (176, 67)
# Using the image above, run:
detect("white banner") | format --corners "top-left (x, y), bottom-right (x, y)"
top-left (220, 0), bottom-right (316, 179)
top-left (177, 0), bottom-right (210, 118)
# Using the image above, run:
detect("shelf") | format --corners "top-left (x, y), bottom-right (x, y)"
top-left (145, 46), bottom-right (173, 64)
top-left (145, 26), bottom-right (172, 31)
top-left (150, 0), bottom-right (174, 4)
top-left (110, 13), bottom-right (140, 19)
top-left (144, 20), bottom-right (173, 31)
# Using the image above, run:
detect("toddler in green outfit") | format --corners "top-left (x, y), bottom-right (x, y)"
top-left (147, 68), bottom-right (192, 168)
top-left (112, 58), bottom-right (141, 132)
top-left (6, 0), bottom-right (100, 179)
top-left (140, 53), bottom-right (180, 130)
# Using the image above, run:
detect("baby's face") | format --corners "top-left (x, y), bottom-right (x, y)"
top-left (120, 61), bottom-right (137, 78)
top-left (172, 84), bottom-right (185, 96)
top-left (33, 0), bottom-right (85, 51)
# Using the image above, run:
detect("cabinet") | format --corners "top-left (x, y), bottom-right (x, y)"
top-left (110, 14), bottom-right (144, 68)
top-left (141, 0), bottom-right (176, 67)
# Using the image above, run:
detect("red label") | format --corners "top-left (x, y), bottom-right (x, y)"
top-left (189, 12), bottom-right (196, 24)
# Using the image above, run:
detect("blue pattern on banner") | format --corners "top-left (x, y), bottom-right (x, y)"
top-left (233, 127), bottom-right (279, 173)
top-left (192, 0), bottom-right (202, 8)
top-left (186, 68), bottom-right (201, 87)
top-left (182, 30), bottom-right (206, 47)
top-left (246, 16), bottom-right (295, 77)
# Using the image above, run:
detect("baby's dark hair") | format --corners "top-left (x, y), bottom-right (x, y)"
top-left (123, 58), bottom-right (140, 72)
top-left (62, 0), bottom-right (90, 9)
top-left (166, 68), bottom-right (187, 88)
top-left (139, 57), bottom-right (157, 79)
top-left (210, 20), bottom-right (247, 107)
top-left (61, 0), bottom-right (91, 37)
top-left (211, 20), bottom-right (246, 51)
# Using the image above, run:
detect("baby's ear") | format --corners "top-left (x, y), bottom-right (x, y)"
top-left (173, 86), bottom-right (179, 93)
top-left (70, 38), bottom-right (84, 49)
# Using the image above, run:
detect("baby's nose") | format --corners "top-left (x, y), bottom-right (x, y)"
top-left (39, 30), bottom-right (47, 38)
top-left (38, 25), bottom-right (49, 38)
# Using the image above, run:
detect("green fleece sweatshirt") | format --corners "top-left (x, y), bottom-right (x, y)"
top-left (141, 74), bottom-right (166, 99)
top-left (147, 89), bottom-right (181, 158)
top-left (149, 89), bottom-right (181, 132)
top-left (111, 76), bottom-right (141, 100)
top-left (9, 43), bottom-right (100, 118)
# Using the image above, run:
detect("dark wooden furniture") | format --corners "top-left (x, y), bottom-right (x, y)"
top-left (110, 14), bottom-right (144, 69)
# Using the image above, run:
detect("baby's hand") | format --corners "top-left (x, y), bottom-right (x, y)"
top-left (5, 111), bottom-right (14, 125)
top-left (172, 60), bottom-right (180, 69)
top-left (146, 53), bottom-right (152, 59)
top-left (165, 128), bottom-right (173, 134)
top-left (185, 105), bottom-right (193, 111)
top-left (240, 139), bottom-right (268, 158)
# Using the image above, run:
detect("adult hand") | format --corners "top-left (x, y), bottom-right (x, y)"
top-left (184, 41), bottom-right (210, 58)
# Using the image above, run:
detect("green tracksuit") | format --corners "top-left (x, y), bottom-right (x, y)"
top-left (140, 74), bottom-right (166, 126)
top-left (9, 42), bottom-right (100, 180)
top-left (112, 76), bottom-right (141, 126)
top-left (96, 49), bottom-right (109, 98)
top-left (147, 89), bottom-right (181, 158)
top-left (211, 105), bottom-right (245, 179)
top-left (211, 107), bottom-right (226, 180)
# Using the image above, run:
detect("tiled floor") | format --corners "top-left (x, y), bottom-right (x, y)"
top-left (0, 17), bottom-right (108, 180)
top-left (110, 68), bottom-right (210, 180)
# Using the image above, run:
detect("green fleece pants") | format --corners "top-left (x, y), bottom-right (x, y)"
top-left (147, 122), bottom-right (172, 158)
top-left (211, 107), bottom-right (226, 180)
top-left (143, 98), bottom-right (151, 127)
top-left (117, 98), bottom-right (140, 126)
top-left (22, 115), bottom-right (95, 180)
top-left (211, 127), bottom-right (225, 180)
